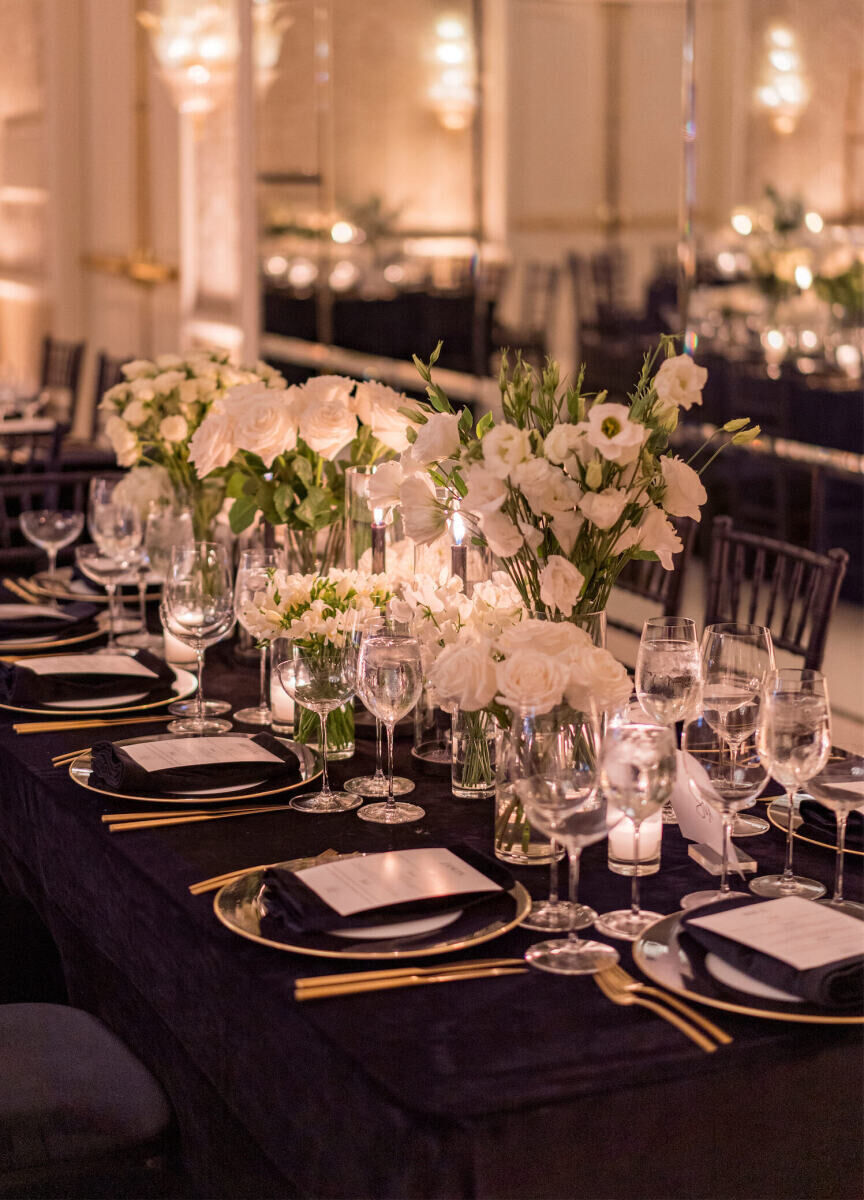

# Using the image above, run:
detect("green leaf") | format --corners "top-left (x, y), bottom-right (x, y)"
top-left (476, 411), bottom-right (494, 438)
top-left (273, 483), bottom-right (292, 522)
top-left (226, 471), bottom-right (247, 499)
top-left (458, 407), bottom-right (473, 435)
top-left (292, 456), bottom-right (314, 486)
top-left (629, 549), bottom-right (660, 561)
top-left (229, 495), bottom-right (258, 534)
top-left (295, 485), bottom-right (332, 527)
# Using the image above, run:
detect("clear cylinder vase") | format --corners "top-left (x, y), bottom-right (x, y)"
top-left (282, 524), bottom-right (344, 575)
top-left (294, 702), bottom-right (355, 760)
top-left (450, 708), bottom-right (496, 798)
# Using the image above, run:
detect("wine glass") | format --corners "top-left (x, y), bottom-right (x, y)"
top-left (355, 631), bottom-right (425, 823)
top-left (514, 711), bottom-right (620, 974)
top-left (74, 544), bottom-right (131, 655)
top-left (233, 549), bottom-right (281, 726)
top-left (808, 755), bottom-right (864, 918)
top-left (274, 629), bottom-right (362, 814)
top-left (20, 510), bottom-right (84, 578)
top-left (345, 614), bottom-right (415, 800)
top-left (701, 622), bottom-right (775, 837)
top-left (679, 716), bottom-right (769, 909)
top-left (751, 668), bottom-right (831, 900)
top-left (636, 616), bottom-right (702, 824)
top-left (117, 505), bottom-right (194, 653)
top-left (594, 722), bottom-right (677, 941)
top-left (87, 477), bottom-right (142, 634)
top-left (162, 543), bottom-right (235, 735)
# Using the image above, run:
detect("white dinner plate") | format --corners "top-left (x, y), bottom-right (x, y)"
top-left (327, 910), bottom-right (464, 941)
top-left (705, 953), bottom-right (803, 1004)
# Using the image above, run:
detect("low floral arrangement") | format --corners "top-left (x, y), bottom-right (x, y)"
top-left (370, 338), bottom-right (758, 619)
top-left (100, 350), bottom-right (285, 539)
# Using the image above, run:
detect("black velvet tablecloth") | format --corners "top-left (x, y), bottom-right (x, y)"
top-left (0, 632), bottom-right (862, 1199)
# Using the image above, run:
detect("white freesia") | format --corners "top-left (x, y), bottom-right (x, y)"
top-left (104, 416), bottom-right (138, 467)
top-left (159, 414), bottom-right (188, 444)
top-left (400, 474), bottom-right (447, 545)
top-left (495, 650), bottom-right (570, 715)
top-left (653, 354), bottom-right (707, 414)
top-left (224, 385), bottom-right (297, 467)
top-left (539, 555), bottom-right (585, 616)
top-left (565, 646), bottom-right (632, 714)
top-left (579, 486), bottom-right (629, 530)
top-left (409, 411), bottom-right (461, 466)
top-left (462, 462), bottom-right (507, 516)
top-left (480, 510), bottom-right (524, 558)
top-left (295, 375), bottom-right (357, 459)
top-left (482, 423), bottom-right (533, 479)
top-left (584, 403), bottom-right (645, 465)
top-left (427, 642), bottom-right (498, 712)
top-left (188, 406), bottom-right (236, 477)
top-left (660, 456), bottom-right (707, 521)
top-left (615, 504), bottom-right (683, 570)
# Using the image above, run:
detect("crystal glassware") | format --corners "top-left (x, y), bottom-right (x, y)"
top-left (274, 631), bottom-right (362, 814)
top-left (594, 722), bottom-right (677, 941)
top-left (679, 716), bottom-right (769, 909)
top-left (355, 631), bottom-right (425, 823)
top-left (751, 668), bottom-right (831, 900)
top-left (701, 622), bottom-right (776, 837)
top-left (345, 615), bottom-right (415, 799)
top-left (120, 505), bottom-right (195, 654)
top-left (636, 616), bottom-right (702, 824)
top-left (116, 544), bottom-right (163, 652)
top-left (20, 510), bottom-right (84, 577)
top-left (233, 549), bottom-right (281, 726)
top-left (87, 476), bottom-right (142, 635)
top-left (74, 544), bottom-right (130, 655)
top-left (162, 543), bottom-right (235, 735)
top-left (808, 755), bottom-right (864, 918)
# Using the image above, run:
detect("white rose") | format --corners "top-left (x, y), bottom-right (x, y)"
top-left (104, 415), bottom-right (139, 467)
top-left (121, 359), bottom-right (155, 380)
top-left (539, 555), bottom-right (585, 616)
top-left (614, 504), bottom-right (683, 570)
top-left (565, 646), bottom-right (632, 714)
top-left (188, 406), bottom-right (237, 477)
top-left (653, 354), bottom-right (708, 414)
top-left (482, 423), bottom-right (533, 479)
top-left (155, 353), bottom-right (184, 369)
top-left (584, 403), bottom-right (645, 465)
top-left (660, 456), bottom-right (707, 521)
top-left (295, 375), bottom-right (357, 459)
top-left (99, 383), bottom-right (129, 412)
top-left (130, 378), bottom-right (156, 401)
top-left (498, 617), bottom-right (592, 659)
top-left (408, 411), bottom-right (461, 466)
top-left (579, 486), bottom-right (629, 530)
top-left (122, 398), bottom-right (149, 428)
top-left (427, 642), bottom-right (498, 712)
top-left (152, 370), bottom-right (186, 394)
top-left (462, 463), bottom-right (507, 517)
top-left (495, 650), bottom-right (570, 715)
top-left (480, 510), bottom-right (524, 558)
top-left (353, 380), bottom-right (420, 453)
top-left (400, 475), bottom-right (447, 545)
top-left (224, 386), bottom-right (297, 468)
top-left (159, 414), bottom-right (188, 444)
top-left (367, 460), bottom-right (404, 510)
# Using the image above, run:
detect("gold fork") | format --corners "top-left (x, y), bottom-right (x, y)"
top-left (594, 969), bottom-right (717, 1053)
top-left (602, 963), bottom-right (732, 1045)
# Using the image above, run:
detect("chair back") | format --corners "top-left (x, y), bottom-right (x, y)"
top-left (519, 262), bottom-right (560, 336)
top-left (608, 517), bottom-right (697, 638)
top-left (91, 352), bottom-right (131, 440)
top-left (0, 470), bottom-right (120, 550)
top-left (704, 515), bottom-right (848, 671)
top-left (0, 423), bottom-right (68, 472)
top-left (39, 335), bottom-right (86, 396)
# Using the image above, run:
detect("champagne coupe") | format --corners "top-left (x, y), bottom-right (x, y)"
top-left (808, 755), bottom-right (864, 918)
top-left (594, 722), bottom-right (677, 940)
top-left (679, 716), bottom-right (769, 909)
top-left (345, 615), bottom-right (415, 799)
top-left (20, 510), bottom-right (84, 578)
top-left (636, 616), bottom-right (702, 824)
top-left (751, 668), bottom-right (830, 899)
top-left (701, 622), bottom-right (775, 837)
top-left (162, 543), bottom-right (235, 735)
top-left (274, 629), bottom-right (362, 814)
top-left (356, 631), bottom-right (425, 823)
top-left (74, 545), bottom-right (130, 655)
top-left (233, 549), bottom-right (280, 726)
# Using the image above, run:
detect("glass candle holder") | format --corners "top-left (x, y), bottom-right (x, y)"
top-left (607, 810), bottom-right (663, 877)
top-left (270, 670), bottom-right (295, 735)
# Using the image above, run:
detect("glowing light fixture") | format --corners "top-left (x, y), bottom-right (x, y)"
top-left (794, 264), bottom-right (813, 290)
top-left (804, 211), bottom-right (824, 233)
top-left (731, 210), bottom-right (754, 236)
top-left (755, 23), bottom-right (810, 135)
top-left (428, 14), bottom-right (476, 131)
top-left (330, 221), bottom-right (356, 245)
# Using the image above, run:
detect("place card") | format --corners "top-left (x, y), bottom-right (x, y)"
top-left (0, 604), bottom-right (75, 621)
top-left (687, 896), bottom-right (864, 971)
top-left (123, 737), bottom-right (285, 773)
top-left (26, 654), bottom-right (160, 677)
top-left (669, 750), bottom-right (750, 873)
top-left (297, 848), bottom-right (503, 918)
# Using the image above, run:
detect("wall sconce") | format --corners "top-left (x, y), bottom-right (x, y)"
top-left (755, 23), bottom-right (810, 135)
top-left (427, 14), bottom-right (476, 132)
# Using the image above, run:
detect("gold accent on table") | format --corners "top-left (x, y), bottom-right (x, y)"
top-left (1, 665), bottom-right (196, 718)
top-left (767, 799), bottom-right (864, 859)
top-left (22, 715), bottom-right (171, 737)
top-left (594, 969), bottom-right (718, 1053)
top-left (601, 964), bottom-right (732, 1045)
top-left (295, 965), bottom-right (529, 1001)
top-left (107, 804), bottom-right (297, 832)
top-left (189, 849), bottom-right (344, 896)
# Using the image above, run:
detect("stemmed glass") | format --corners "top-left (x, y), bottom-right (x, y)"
top-left (345, 615), bottom-right (415, 800)
top-left (751, 668), bottom-right (830, 899)
top-left (515, 710), bottom-right (619, 974)
top-left (355, 631), bottom-right (425, 823)
top-left (74, 545), bottom-right (130, 655)
top-left (594, 722), bottom-right (677, 941)
top-left (233, 549), bottom-right (281, 726)
top-left (162, 543), bottom-right (235, 735)
top-left (808, 755), bottom-right (864, 918)
top-left (701, 622), bottom-right (776, 837)
top-left (20, 510), bottom-right (84, 578)
top-left (87, 476), bottom-right (142, 636)
top-left (274, 629), bottom-right (362, 814)
top-left (679, 716), bottom-right (769, 909)
top-left (636, 616), bottom-right (703, 824)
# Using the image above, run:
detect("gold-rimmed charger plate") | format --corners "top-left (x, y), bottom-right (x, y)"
top-left (0, 664), bottom-right (197, 717)
top-left (767, 798), bottom-right (864, 858)
top-left (68, 732), bottom-right (322, 805)
top-left (633, 912), bottom-right (864, 1025)
top-left (214, 858), bottom-right (532, 960)
top-left (26, 571), bottom-right (162, 604)
top-left (0, 625), bottom-right (103, 653)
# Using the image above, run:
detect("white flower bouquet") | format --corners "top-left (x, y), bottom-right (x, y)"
top-left (100, 350), bottom-right (285, 539)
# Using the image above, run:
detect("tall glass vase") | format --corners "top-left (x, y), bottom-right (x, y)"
top-left (282, 524), bottom-right (344, 575)
top-left (294, 701), bottom-right (355, 760)
top-left (451, 708), bottom-right (497, 798)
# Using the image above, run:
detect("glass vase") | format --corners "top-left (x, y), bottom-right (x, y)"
top-left (282, 523), bottom-right (344, 575)
top-left (450, 708), bottom-right (497, 798)
top-left (294, 701), bottom-right (355, 760)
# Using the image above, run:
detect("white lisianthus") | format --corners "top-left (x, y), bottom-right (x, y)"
top-left (400, 475), bottom-right (447, 545)
top-left (122, 398), bottom-right (149, 428)
top-left (550, 510), bottom-right (584, 555)
top-left (224, 385), bottom-right (297, 468)
top-left (159, 414), bottom-right (188, 444)
top-left (539, 555), bottom-right (585, 616)
top-left (495, 650), bottom-right (570, 715)
top-left (544, 423), bottom-right (591, 469)
top-left (295, 375), bottom-right (357, 459)
top-left (615, 504), bottom-right (683, 570)
top-left (462, 462), bottom-right (507, 516)
top-left (518, 518), bottom-right (543, 551)
top-left (579, 486), bottom-right (629, 530)
top-left (188, 406), bottom-right (237, 477)
top-left (482, 423), bottom-right (533, 479)
top-left (480, 510), bottom-right (524, 558)
top-left (584, 459), bottom-right (603, 490)
top-left (104, 415), bottom-right (139, 467)
top-left (409, 411), bottom-right (461, 466)
top-left (121, 359), bottom-right (155, 381)
top-left (367, 460), bottom-right (405, 510)
top-left (352, 381), bottom-right (419, 453)
top-left (111, 465), bottom-right (175, 518)
top-left (584, 403), bottom-right (645, 465)
top-left (660, 456), bottom-right (707, 521)
top-left (427, 642), bottom-right (498, 712)
top-left (653, 354), bottom-right (708, 414)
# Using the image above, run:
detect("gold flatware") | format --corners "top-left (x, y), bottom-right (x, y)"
top-left (188, 848), bottom-right (343, 896)
top-left (18, 715), bottom-right (170, 735)
top-left (602, 964), bottom-right (732, 1045)
top-left (295, 965), bottom-right (528, 1001)
top-left (594, 969), bottom-right (717, 1053)
top-left (3, 578), bottom-right (40, 604)
top-left (108, 803), bottom-right (295, 832)
top-left (295, 958), bottom-right (527, 991)
top-left (103, 803), bottom-right (288, 823)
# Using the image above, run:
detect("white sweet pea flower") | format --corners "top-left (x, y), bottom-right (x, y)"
top-left (367, 460), bottom-right (404, 510)
top-left (653, 354), bottom-right (708, 414)
top-left (584, 403), bottom-right (645, 465)
top-left (549, 510), bottom-right (584, 555)
top-left (352, 380), bottom-right (420, 453)
top-left (223, 384), bottom-right (297, 468)
top-left (660, 456), bottom-right (707, 521)
top-left (104, 415), bottom-right (139, 467)
top-left (495, 650), bottom-right (570, 715)
top-left (538, 555), bottom-right (585, 616)
top-left (518, 518), bottom-right (543, 552)
top-left (480, 510), bottom-right (524, 558)
top-left (462, 463), bottom-right (507, 516)
top-left (482, 423), bottom-right (534, 479)
top-left (295, 375), bottom-right (357, 459)
top-left (579, 486), bottom-right (629, 530)
top-left (122, 398), bottom-right (149, 428)
top-left (121, 359), bottom-right (156, 380)
top-left (400, 475), bottom-right (447, 545)
top-left (614, 504), bottom-right (683, 570)
top-left (188, 405), bottom-right (237, 477)
top-left (408, 411), bottom-right (461, 466)
top-left (159, 414), bottom-right (188, 444)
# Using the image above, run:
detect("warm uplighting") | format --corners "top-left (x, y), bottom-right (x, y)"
top-left (428, 14), bottom-right (476, 131)
top-left (731, 211), bottom-right (753, 236)
top-left (804, 211), bottom-right (824, 233)
top-left (755, 23), bottom-right (810, 135)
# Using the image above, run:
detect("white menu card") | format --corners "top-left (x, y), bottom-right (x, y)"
top-left (688, 896), bottom-right (864, 970)
top-left (0, 604), bottom-right (75, 621)
top-left (26, 654), bottom-right (159, 677)
top-left (124, 737), bottom-right (285, 773)
top-left (297, 849), bottom-right (502, 917)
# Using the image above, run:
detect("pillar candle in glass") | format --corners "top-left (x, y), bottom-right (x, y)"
top-left (607, 810), bottom-right (663, 876)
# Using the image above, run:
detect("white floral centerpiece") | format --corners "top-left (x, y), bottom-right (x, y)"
top-left (100, 350), bottom-right (285, 539)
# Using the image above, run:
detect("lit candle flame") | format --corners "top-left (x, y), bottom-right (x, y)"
top-left (452, 512), bottom-right (465, 546)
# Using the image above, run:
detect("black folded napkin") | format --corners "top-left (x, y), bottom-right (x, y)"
top-left (89, 732), bottom-right (301, 795)
top-left (799, 799), bottom-right (864, 853)
top-left (0, 601), bottom-right (99, 640)
top-left (0, 649), bottom-right (174, 707)
top-left (259, 844), bottom-right (515, 939)
top-left (680, 896), bottom-right (864, 1010)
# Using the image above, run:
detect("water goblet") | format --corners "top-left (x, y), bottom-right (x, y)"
top-left (594, 722), bottom-right (677, 941)
top-left (162, 543), bottom-right (235, 735)
top-left (74, 544), bottom-right (134, 654)
top-left (679, 716), bottom-right (769, 909)
top-left (636, 616), bottom-right (702, 824)
top-left (701, 622), bottom-right (776, 837)
top-left (808, 755), bottom-right (864, 918)
top-left (751, 668), bottom-right (831, 899)
top-left (345, 615), bottom-right (415, 800)
top-left (274, 630), bottom-right (362, 814)
top-left (233, 549), bottom-right (281, 726)
top-left (20, 510), bottom-right (84, 578)
top-left (356, 631), bottom-right (425, 823)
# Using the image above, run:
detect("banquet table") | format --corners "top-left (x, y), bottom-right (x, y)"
top-left (0, 641), bottom-right (862, 1200)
